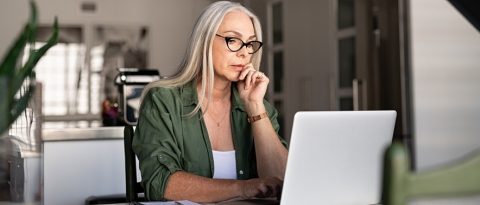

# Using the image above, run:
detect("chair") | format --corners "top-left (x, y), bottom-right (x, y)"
top-left (86, 68), bottom-right (158, 204)
top-left (380, 142), bottom-right (480, 205)
top-left (124, 125), bottom-right (145, 202)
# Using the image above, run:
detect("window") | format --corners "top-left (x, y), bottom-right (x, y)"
top-left (24, 26), bottom-right (101, 128)
top-left (23, 25), bottom-right (149, 129)
top-left (335, 0), bottom-right (356, 110)
top-left (267, 1), bottom-right (285, 137)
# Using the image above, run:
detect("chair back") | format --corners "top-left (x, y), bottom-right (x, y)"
top-left (381, 143), bottom-right (480, 205)
top-left (117, 68), bottom-right (160, 202)
top-left (124, 125), bottom-right (144, 202)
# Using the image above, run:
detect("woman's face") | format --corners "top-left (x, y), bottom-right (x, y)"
top-left (212, 10), bottom-right (256, 82)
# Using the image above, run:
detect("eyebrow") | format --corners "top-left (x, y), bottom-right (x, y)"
top-left (221, 30), bottom-right (257, 40)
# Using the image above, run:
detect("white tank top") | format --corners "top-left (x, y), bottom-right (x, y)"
top-left (212, 150), bottom-right (237, 179)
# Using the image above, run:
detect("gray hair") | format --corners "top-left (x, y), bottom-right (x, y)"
top-left (142, 1), bottom-right (263, 117)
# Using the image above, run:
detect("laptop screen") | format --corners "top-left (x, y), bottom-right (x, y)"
top-left (281, 111), bottom-right (396, 205)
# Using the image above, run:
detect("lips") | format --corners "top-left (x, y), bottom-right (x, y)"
top-left (231, 64), bottom-right (245, 71)
top-left (232, 64), bottom-right (245, 68)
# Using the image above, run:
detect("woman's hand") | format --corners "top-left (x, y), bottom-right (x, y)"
top-left (237, 64), bottom-right (269, 114)
top-left (238, 177), bottom-right (283, 199)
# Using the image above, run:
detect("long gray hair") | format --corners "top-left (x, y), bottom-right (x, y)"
top-left (142, 1), bottom-right (263, 117)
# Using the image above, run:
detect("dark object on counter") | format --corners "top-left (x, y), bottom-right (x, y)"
top-left (101, 98), bottom-right (122, 126)
top-left (114, 68), bottom-right (161, 125)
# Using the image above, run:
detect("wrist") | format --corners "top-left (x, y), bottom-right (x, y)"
top-left (233, 180), bottom-right (245, 198)
top-left (244, 101), bottom-right (266, 116)
top-left (248, 112), bottom-right (268, 123)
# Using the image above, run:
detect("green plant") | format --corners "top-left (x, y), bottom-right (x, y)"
top-left (0, 0), bottom-right (58, 135)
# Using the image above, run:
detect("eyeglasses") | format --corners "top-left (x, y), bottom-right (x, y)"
top-left (215, 34), bottom-right (263, 54)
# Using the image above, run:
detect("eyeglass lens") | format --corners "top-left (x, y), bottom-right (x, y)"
top-left (225, 37), bottom-right (262, 54)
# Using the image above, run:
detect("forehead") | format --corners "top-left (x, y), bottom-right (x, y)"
top-left (217, 10), bottom-right (255, 36)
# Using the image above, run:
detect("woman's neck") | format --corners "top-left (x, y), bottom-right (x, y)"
top-left (198, 77), bottom-right (231, 102)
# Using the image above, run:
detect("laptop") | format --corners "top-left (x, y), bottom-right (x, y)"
top-left (280, 111), bottom-right (397, 205)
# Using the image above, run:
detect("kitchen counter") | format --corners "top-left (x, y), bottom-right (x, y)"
top-left (42, 126), bottom-right (125, 141)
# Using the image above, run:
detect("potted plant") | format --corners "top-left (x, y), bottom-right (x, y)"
top-left (0, 0), bottom-right (58, 202)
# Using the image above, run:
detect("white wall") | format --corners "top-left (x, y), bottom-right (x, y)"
top-left (44, 139), bottom-right (126, 205)
top-left (283, 0), bottom-right (335, 138)
top-left (410, 0), bottom-right (480, 170)
top-left (0, 0), bottom-right (210, 76)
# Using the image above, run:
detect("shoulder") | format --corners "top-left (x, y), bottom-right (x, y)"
top-left (144, 86), bottom-right (181, 102)
top-left (146, 86), bottom-right (181, 100)
top-left (141, 86), bottom-right (183, 112)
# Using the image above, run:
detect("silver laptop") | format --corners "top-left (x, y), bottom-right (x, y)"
top-left (280, 111), bottom-right (396, 205)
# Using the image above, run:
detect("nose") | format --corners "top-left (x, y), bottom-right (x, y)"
top-left (236, 45), bottom-right (249, 58)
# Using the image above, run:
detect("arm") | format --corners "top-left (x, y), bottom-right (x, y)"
top-left (237, 65), bottom-right (288, 179)
top-left (164, 171), bottom-right (282, 203)
top-left (245, 102), bottom-right (288, 179)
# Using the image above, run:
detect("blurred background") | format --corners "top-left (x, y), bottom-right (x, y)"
top-left (1, 0), bottom-right (480, 204)
top-left (2, 0), bottom-right (480, 173)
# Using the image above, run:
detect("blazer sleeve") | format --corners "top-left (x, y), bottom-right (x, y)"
top-left (132, 88), bottom-right (183, 200)
top-left (264, 99), bottom-right (289, 149)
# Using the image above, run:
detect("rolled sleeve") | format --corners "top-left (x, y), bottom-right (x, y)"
top-left (133, 88), bottom-right (183, 200)
top-left (264, 99), bottom-right (289, 149)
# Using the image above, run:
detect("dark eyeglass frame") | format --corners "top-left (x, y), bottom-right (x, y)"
top-left (215, 34), bottom-right (263, 54)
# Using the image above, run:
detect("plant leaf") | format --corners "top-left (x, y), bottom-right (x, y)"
top-left (0, 25), bottom-right (29, 76)
top-left (0, 0), bottom-right (37, 76)
top-left (6, 84), bottom-right (36, 133)
top-left (0, 77), bottom-right (9, 135)
top-left (10, 17), bottom-right (58, 100)
top-left (28, 0), bottom-right (38, 46)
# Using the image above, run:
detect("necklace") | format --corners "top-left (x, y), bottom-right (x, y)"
top-left (198, 84), bottom-right (231, 127)
top-left (206, 108), bottom-right (229, 127)
top-left (205, 99), bottom-right (231, 127)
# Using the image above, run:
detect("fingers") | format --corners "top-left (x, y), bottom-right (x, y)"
top-left (256, 181), bottom-right (279, 198)
top-left (239, 68), bottom-right (267, 90)
top-left (238, 64), bottom-right (252, 80)
top-left (265, 177), bottom-right (282, 198)
top-left (245, 70), bottom-right (255, 89)
top-left (250, 71), bottom-right (264, 88)
top-left (256, 183), bottom-right (269, 198)
top-left (241, 177), bottom-right (283, 199)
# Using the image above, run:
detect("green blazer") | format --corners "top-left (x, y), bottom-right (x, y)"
top-left (133, 81), bottom-right (287, 200)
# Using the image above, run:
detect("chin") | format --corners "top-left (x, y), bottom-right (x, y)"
top-left (230, 78), bottom-right (240, 82)
top-left (226, 73), bottom-right (241, 82)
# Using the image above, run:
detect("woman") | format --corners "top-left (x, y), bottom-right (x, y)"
top-left (133, 1), bottom-right (288, 203)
